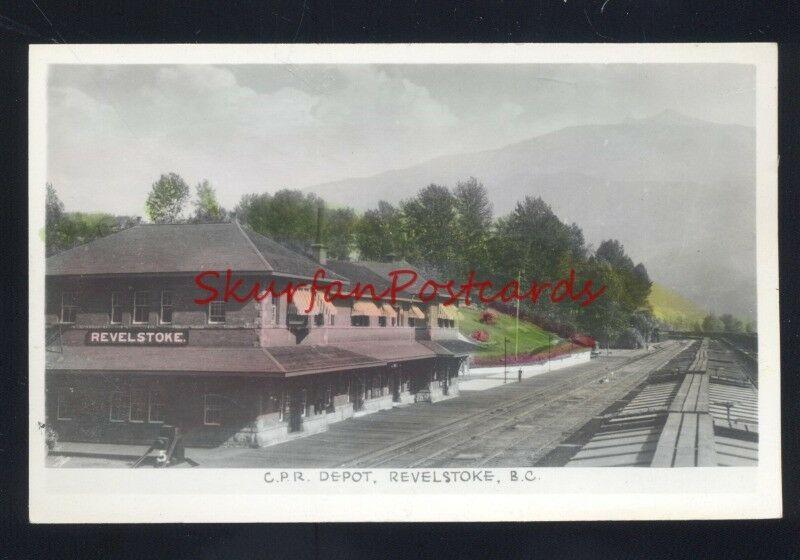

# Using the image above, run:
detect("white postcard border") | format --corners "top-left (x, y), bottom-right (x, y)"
top-left (28, 43), bottom-right (781, 523)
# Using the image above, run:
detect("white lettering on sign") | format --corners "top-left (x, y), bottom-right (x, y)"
top-left (85, 329), bottom-right (189, 346)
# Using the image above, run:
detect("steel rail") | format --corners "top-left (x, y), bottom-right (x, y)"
top-left (336, 340), bottom-right (688, 468)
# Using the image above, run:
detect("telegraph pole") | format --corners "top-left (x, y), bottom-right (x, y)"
top-left (504, 337), bottom-right (508, 384)
top-left (515, 269), bottom-right (521, 361)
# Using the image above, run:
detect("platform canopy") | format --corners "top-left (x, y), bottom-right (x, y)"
top-left (289, 288), bottom-right (335, 316)
top-left (379, 303), bottom-right (397, 318)
top-left (439, 304), bottom-right (458, 321)
top-left (409, 305), bottom-right (426, 320)
top-left (352, 300), bottom-right (382, 317)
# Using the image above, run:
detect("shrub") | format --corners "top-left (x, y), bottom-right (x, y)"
top-left (471, 329), bottom-right (490, 342)
top-left (478, 310), bottom-right (498, 325)
top-left (570, 333), bottom-right (596, 348)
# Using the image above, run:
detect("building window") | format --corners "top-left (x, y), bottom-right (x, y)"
top-left (57, 387), bottom-right (77, 420)
top-left (160, 291), bottom-right (174, 324)
top-left (129, 388), bottom-right (148, 423)
top-left (208, 301), bottom-right (226, 324)
top-left (314, 313), bottom-right (324, 327)
top-left (261, 390), bottom-right (283, 420)
top-left (60, 292), bottom-right (78, 324)
top-left (110, 292), bottom-right (123, 324)
top-left (109, 391), bottom-right (130, 422)
top-left (133, 291), bottom-right (150, 324)
top-left (271, 296), bottom-right (279, 325)
top-left (204, 394), bottom-right (223, 426)
top-left (148, 391), bottom-right (164, 423)
top-left (378, 316), bottom-right (387, 327)
top-left (329, 314), bottom-right (335, 326)
top-left (351, 315), bottom-right (369, 327)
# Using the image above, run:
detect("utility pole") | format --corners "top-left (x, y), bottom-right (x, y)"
top-left (504, 337), bottom-right (508, 384)
top-left (515, 269), bottom-right (521, 361)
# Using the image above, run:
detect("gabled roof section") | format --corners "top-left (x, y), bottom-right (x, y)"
top-left (239, 225), bottom-right (347, 281)
top-left (45, 222), bottom-right (347, 280)
top-left (46, 223), bottom-right (270, 276)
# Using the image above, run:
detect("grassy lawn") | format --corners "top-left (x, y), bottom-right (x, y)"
top-left (458, 307), bottom-right (559, 359)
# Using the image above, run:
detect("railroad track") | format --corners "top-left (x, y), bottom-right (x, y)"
top-left (336, 340), bottom-right (689, 468)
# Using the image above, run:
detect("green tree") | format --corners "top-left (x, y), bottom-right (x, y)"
top-left (46, 184), bottom-right (66, 255)
top-left (46, 184), bottom-right (140, 255)
top-left (401, 184), bottom-right (457, 270)
top-left (235, 189), bottom-right (321, 251)
top-left (702, 313), bottom-right (724, 332)
top-left (489, 196), bottom-right (577, 285)
top-left (324, 206), bottom-right (358, 260)
top-left (453, 177), bottom-right (493, 276)
top-left (745, 320), bottom-right (757, 334)
top-left (720, 313), bottom-right (744, 333)
top-left (191, 179), bottom-right (226, 223)
top-left (575, 259), bottom-right (629, 347)
top-left (145, 173), bottom-right (190, 223)
top-left (355, 201), bottom-right (405, 260)
top-left (631, 309), bottom-right (657, 344)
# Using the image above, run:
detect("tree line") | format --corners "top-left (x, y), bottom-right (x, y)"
top-left (45, 172), bottom-right (742, 344)
top-left (697, 313), bottom-right (756, 334)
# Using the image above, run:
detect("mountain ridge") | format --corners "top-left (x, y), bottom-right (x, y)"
top-left (305, 111), bottom-right (756, 320)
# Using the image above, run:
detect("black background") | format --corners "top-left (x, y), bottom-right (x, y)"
top-left (2, 1), bottom-right (799, 558)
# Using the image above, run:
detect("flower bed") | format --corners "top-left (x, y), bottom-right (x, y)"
top-left (470, 341), bottom-right (586, 368)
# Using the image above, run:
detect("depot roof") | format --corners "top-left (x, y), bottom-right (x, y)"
top-left (46, 344), bottom-right (384, 377)
top-left (45, 222), bottom-right (346, 281)
top-left (324, 259), bottom-right (448, 300)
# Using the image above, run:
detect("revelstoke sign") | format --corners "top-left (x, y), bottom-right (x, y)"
top-left (85, 329), bottom-right (189, 346)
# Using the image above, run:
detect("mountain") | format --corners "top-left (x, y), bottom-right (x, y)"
top-left (648, 283), bottom-right (708, 331)
top-left (306, 111), bottom-right (756, 319)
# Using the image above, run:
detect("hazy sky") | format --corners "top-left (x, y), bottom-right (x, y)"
top-left (48, 64), bottom-right (754, 216)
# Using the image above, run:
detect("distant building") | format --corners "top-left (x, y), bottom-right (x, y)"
top-left (45, 222), bottom-right (476, 448)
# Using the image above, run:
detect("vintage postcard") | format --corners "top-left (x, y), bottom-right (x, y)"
top-left (29, 43), bottom-right (780, 522)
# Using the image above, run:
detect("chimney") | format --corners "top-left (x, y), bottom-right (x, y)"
top-left (312, 204), bottom-right (327, 265)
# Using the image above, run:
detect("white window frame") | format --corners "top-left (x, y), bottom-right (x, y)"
top-left (109, 391), bottom-right (130, 423)
top-left (148, 390), bottom-right (165, 423)
top-left (208, 301), bottom-right (226, 324)
top-left (56, 387), bottom-right (75, 420)
top-left (110, 292), bottom-right (123, 324)
top-left (133, 291), bottom-right (150, 324)
top-left (204, 394), bottom-right (223, 426)
top-left (160, 290), bottom-right (174, 324)
top-left (60, 292), bottom-right (78, 324)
